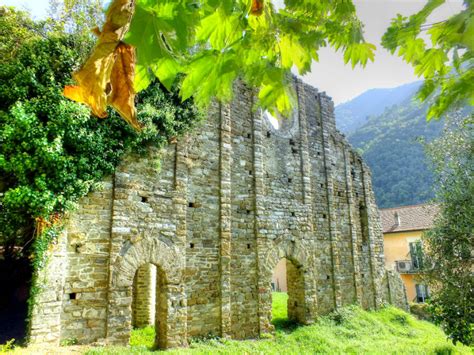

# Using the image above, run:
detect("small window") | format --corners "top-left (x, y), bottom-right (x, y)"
top-left (69, 293), bottom-right (77, 300)
top-left (266, 131), bottom-right (271, 138)
top-left (188, 202), bottom-right (195, 208)
top-left (415, 284), bottom-right (429, 303)
top-left (409, 241), bottom-right (424, 270)
top-left (141, 196), bottom-right (148, 203)
top-left (288, 178), bottom-right (292, 183)
top-left (289, 139), bottom-right (295, 146)
top-left (189, 243), bottom-right (195, 249)
top-left (247, 133), bottom-right (252, 139)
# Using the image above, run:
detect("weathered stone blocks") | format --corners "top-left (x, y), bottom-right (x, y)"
top-left (28, 79), bottom-right (407, 348)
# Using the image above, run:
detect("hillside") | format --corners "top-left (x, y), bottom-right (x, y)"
top-left (346, 96), bottom-right (444, 208)
top-left (336, 81), bottom-right (422, 135)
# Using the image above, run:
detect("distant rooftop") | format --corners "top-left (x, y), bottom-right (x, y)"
top-left (380, 203), bottom-right (439, 234)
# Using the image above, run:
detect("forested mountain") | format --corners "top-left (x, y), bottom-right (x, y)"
top-left (335, 83), bottom-right (446, 208)
top-left (335, 81), bottom-right (422, 135)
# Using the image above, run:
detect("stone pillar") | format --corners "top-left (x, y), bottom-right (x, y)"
top-left (318, 94), bottom-right (342, 309)
top-left (295, 79), bottom-right (318, 322)
top-left (251, 97), bottom-right (272, 335)
top-left (286, 260), bottom-right (305, 323)
top-left (132, 264), bottom-right (156, 328)
top-left (28, 230), bottom-right (68, 345)
top-left (219, 103), bottom-right (233, 337)
top-left (360, 167), bottom-right (382, 308)
top-left (342, 147), bottom-right (363, 304)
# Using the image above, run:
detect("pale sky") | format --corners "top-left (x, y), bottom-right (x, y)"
top-left (0, 0), bottom-right (463, 104)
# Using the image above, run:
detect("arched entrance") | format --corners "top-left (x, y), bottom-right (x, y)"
top-left (131, 263), bottom-right (168, 348)
top-left (107, 237), bottom-right (187, 349)
top-left (271, 257), bottom-right (306, 327)
top-left (259, 239), bottom-right (317, 334)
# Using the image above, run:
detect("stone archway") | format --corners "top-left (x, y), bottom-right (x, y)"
top-left (258, 238), bottom-right (318, 334)
top-left (106, 237), bottom-right (187, 349)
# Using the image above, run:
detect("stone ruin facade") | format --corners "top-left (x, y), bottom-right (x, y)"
top-left (29, 79), bottom-right (408, 348)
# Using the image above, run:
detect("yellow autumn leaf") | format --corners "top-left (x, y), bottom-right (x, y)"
top-left (108, 42), bottom-right (140, 130)
top-left (63, 0), bottom-right (140, 129)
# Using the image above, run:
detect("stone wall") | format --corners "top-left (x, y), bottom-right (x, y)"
top-left (28, 79), bottom-right (407, 348)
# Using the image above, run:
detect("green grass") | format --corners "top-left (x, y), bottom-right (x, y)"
top-left (84, 292), bottom-right (471, 354)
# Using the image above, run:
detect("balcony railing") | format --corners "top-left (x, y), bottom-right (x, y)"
top-left (395, 260), bottom-right (421, 274)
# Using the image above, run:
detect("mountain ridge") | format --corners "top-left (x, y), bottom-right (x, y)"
top-left (335, 82), bottom-right (443, 208)
top-left (335, 81), bottom-right (422, 135)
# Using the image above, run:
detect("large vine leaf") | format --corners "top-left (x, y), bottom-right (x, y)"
top-left (63, 0), bottom-right (137, 127)
top-left (382, 0), bottom-right (474, 119)
top-left (65, 0), bottom-right (377, 127)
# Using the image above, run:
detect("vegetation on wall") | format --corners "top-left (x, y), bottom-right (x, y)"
top-left (0, 6), bottom-right (200, 259)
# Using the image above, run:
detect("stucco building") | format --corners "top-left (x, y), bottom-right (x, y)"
top-left (28, 80), bottom-right (407, 348)
top-left (381, 204), bottom-right (438, 303)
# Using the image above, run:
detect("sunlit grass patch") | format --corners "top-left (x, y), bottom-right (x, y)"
top-left (82, 293), bottom-right (473, 355)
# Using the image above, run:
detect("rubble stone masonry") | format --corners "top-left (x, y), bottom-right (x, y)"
top-left (28, 79), bottom-right (408, 348)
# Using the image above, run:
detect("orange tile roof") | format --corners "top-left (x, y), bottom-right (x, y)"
top-left (380, 203), bottom-right (439, 234)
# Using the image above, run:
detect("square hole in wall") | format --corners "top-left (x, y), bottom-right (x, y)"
top-left (69, 293), bottom-right (77, 300)
top-left (291, 212), bottom-right (295, 217)
top-left (249, 170), bottom-right (253, 175)
top-left (292, 148), bottom-right (298, 154)
top-left (247, 244), bottom-right (251, 249)
top-left (322, 214), bottom-right (327, 219)
top-left (326, 275), bottom-right (331, 280)
top-left (288, 178), bottom-right (292, 183)
top-left (320, 183), bottom-right (324, 188)
top-left (247, 133), bottom-right (252, 139)
top-left (141, 196), bottom-right (148, 203)
top-left (266, 131), bottom-right (271, 138)
top-left (188, 202), bottom-right (195, 208)
top-left (246, 209), bottom-right (251, 215)
top-left (289, 139), bottom-right (295, 146)
top-left (189, 243), bottom-right (195, 249)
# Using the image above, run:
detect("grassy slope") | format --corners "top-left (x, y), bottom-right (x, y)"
top-left (85, 292), bottom-right (471, 355)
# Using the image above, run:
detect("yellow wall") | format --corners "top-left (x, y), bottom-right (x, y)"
top-left (272, 259), bottom-right (287, 292)
top-left (383, 230), bottom-right (424, 303)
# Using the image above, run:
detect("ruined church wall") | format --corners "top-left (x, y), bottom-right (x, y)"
top-left (28, 79), bottom-right (407, 347)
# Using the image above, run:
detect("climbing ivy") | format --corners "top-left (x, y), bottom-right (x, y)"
top-left (0, 6), bottom-right (200, 343)
top-left (0, 31), bottom-right (201, 257)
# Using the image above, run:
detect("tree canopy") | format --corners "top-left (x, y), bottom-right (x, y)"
top-left (64, 0), bottom-right (376, 128)
top-left (423, 114), bottom-right (473, 345)
top-left (382, 0), bottom-right (474, 119)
